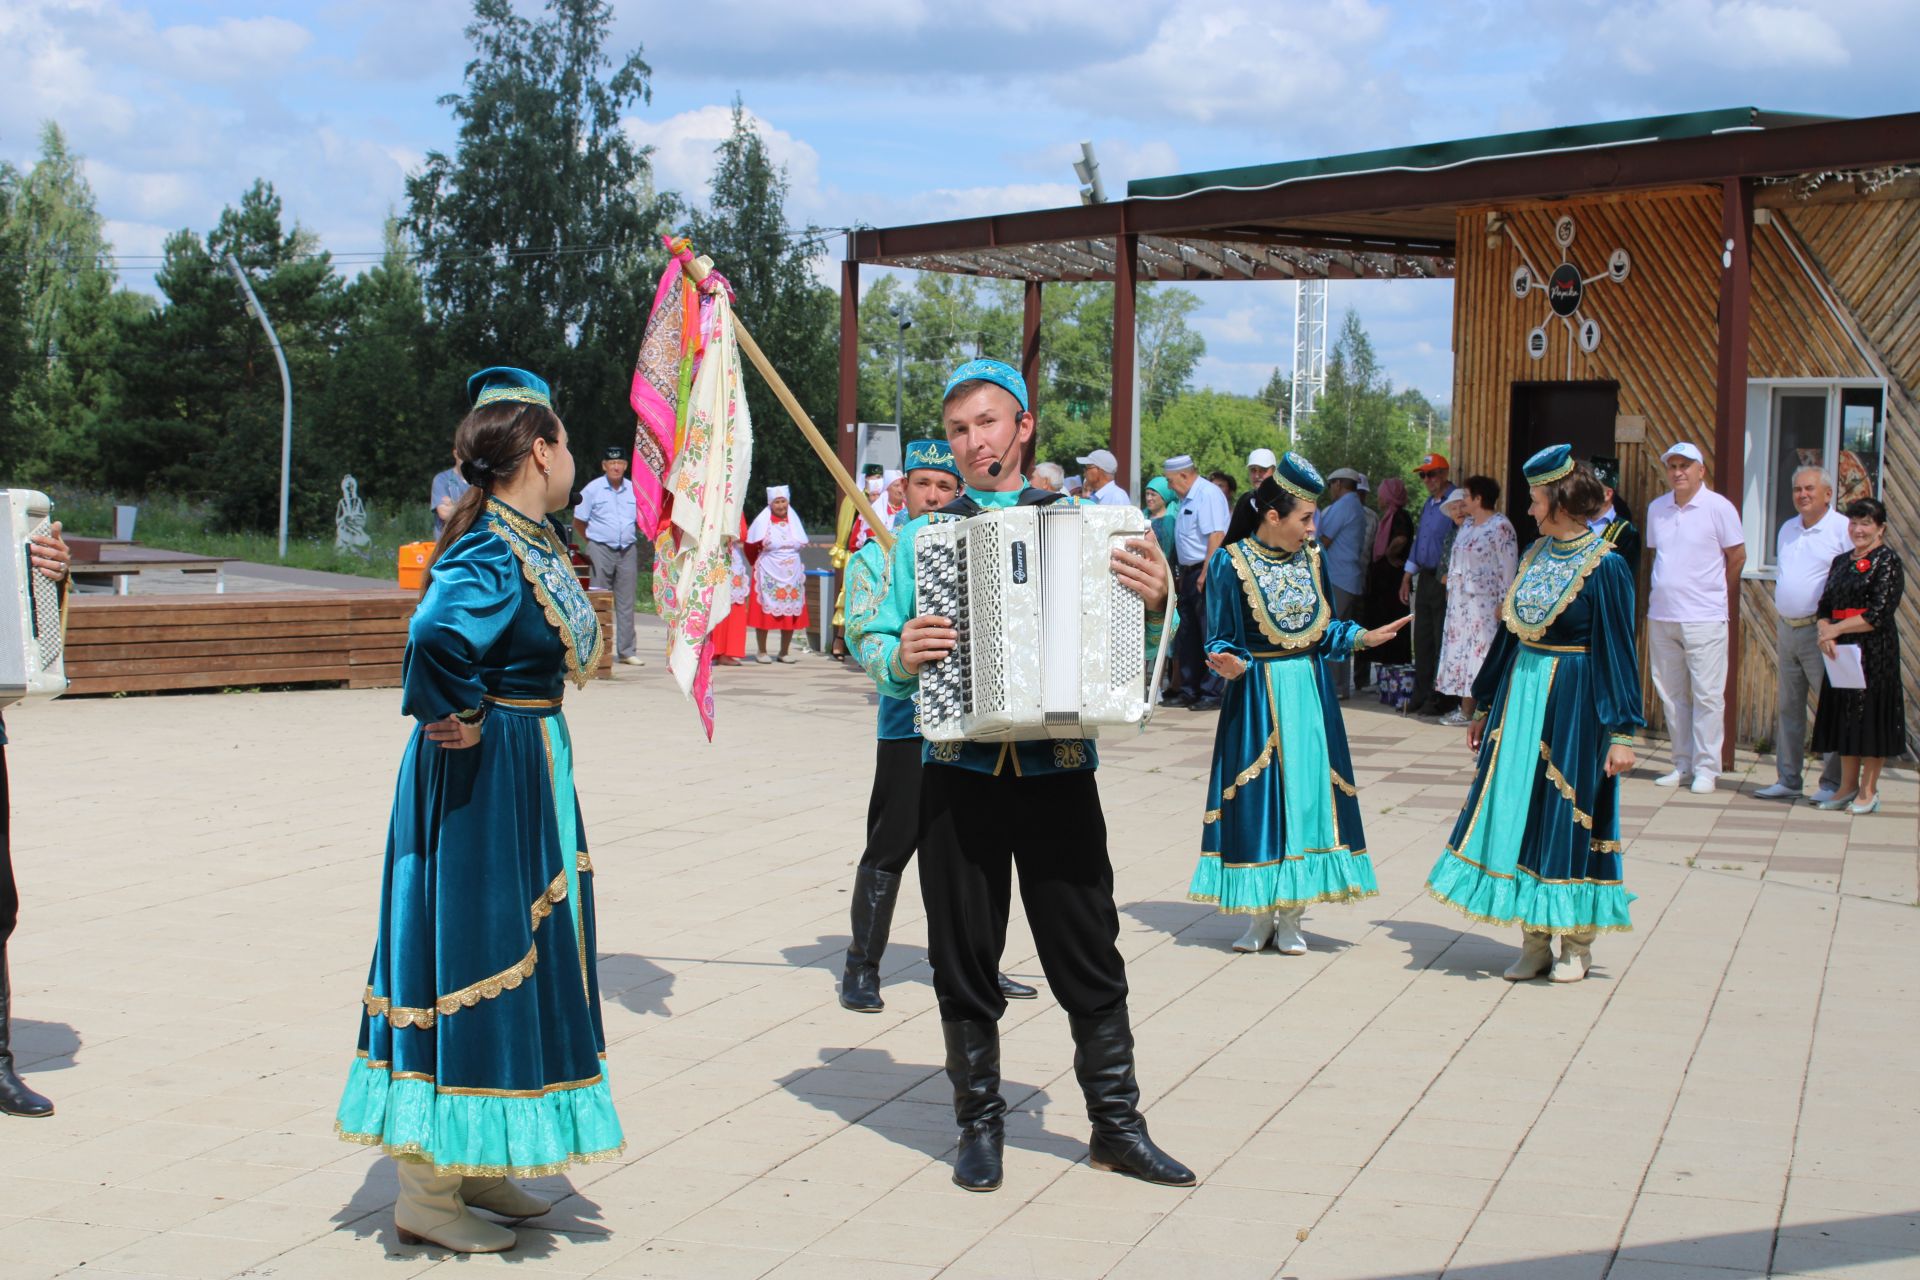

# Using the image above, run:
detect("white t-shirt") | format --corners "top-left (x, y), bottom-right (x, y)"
top-left (1645, 486), bottom-right (1745, 622)
top-left (1773, 507), bottom-right (1852, 619)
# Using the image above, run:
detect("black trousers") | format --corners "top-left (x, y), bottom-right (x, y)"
top-left (858, 738), bottom-right (923, 876)
top-left (1174, 564), bottom-right (1222, 700)
top-left (918, 766), bottom-right (1128, 1024)
top-left (1411, 568), bottom-right (1452, 710)
top-left (1, 745), bottom-right (15, 946)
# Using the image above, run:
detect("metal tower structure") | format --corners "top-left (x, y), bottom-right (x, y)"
top-left (1289, 279), bottom-right (1328, 444)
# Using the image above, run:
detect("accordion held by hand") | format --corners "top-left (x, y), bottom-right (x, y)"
top-left (2, 489), bottom-right (67, 708)
top-left (914, 503), bottom-right (1171, 743)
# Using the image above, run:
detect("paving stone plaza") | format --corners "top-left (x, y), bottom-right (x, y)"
top-left (1, 621), bottom-right (1915, 1279)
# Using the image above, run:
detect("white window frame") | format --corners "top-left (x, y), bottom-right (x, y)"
top-left (1741, 376), bottom-right (1886, 577)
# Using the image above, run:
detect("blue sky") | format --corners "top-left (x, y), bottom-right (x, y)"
top-left (3, 0), bottom-right (1914, 407)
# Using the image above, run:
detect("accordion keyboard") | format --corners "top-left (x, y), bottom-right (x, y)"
top-left (25, 514), bottom-right (61, 672)
top-left (916, 539), bottom-right (967, 729)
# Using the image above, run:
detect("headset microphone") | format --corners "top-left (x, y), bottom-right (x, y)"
top-left (983, 429), bottom-right (1022, 478)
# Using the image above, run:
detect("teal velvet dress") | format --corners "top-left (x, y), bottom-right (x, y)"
top-left (1187, 539), bottom-right (1380, 913)
top-left (1425, 531), bottom-right (1644, 935)
top-left (335, 498), bottom-right (623, 1177)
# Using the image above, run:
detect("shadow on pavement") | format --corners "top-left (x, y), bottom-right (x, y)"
top-left (1122, 899), bottom-right (1363, 957)
top-left (1370, 918), bottom-right (1515, 981)
top-left (11, 1018), bottom-right (81, 1071)
top-left (779, 934), bottom-right (934, 996)
top-left (595, 952), bottom-right (676, 1019)
top-left (777, 1044), bottom-right (1060, 1162)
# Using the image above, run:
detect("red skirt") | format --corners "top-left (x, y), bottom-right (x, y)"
top-left (712, 598), bottom-right (748, 658)
top-left (747, 594), bottom-right (810, 631)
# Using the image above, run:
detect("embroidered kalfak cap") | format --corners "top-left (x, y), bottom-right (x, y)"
top-left (1275, 451), bottom-right (1327, 502)
top-left (904, 438), bottom-right (961, 480)
top-left (942, 358), bottom-right (1028, 411)
top-left (1523, 444), bottom-right (1576, 486)
top-left (467, 366), bottom-right (552, 410)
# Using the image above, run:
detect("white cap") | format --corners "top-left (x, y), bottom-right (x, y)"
top-left (1076, 448), bottom-right (1119, 472)
top-left (1662, 442), bottom-right (1704, 464)
top-left (1443, 487), bottom-right (1469, 506)
top-left (1354, 472), bottom-right (1370, 493)
top-left (1247, 447), bottom-right (1278, 469)
top-left (767, 485), bottom-right (791, 500)
top-left (1162, 454), bottom-right (1196, 472)
top-left (881, 469), bottom-right (902, 487)
top-left (1326, 467), bottom-right (1365, 486)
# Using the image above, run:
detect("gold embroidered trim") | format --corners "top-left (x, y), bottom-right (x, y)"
top-left (486, 693), bottom-right (564, 708)
top-left (1229, 539), bottom-right (1330, 649)
top-left (1221, 671), bottom-right (1284, 801)
top-left (1203, 808), bottom-right (1221, 824)
top-left (1537, 742), bottom-right (1594, 829)
top-left (1193, 844), bottom-right (1368, 868)
top-left (578, 850), bottom-right (594, 874)
top-left (1191, 887), bottom-right (1380, 914)
top-left (1521, 641), bottom-right (1589, 653)
top-left (334, 1122), bottom-right (627, 1179)
top-left (487, 504), bottom-right (606, 689)
top-left (363, 873), bottom-right (570, 1028)
top-left (1439, 843), bottom-right (1512, 880)
top-left (350, 1056), bottom-right (609, 1098)
top-left (1501, 535), bottom-right (1612, 642)
top-left (1423, 884), bottom-right (1634, 937)
top-left (1590, 839), bottom-right (1623, 854)
top-left (1518, 864), bottom-right (1622, 886)
top-left (1332, 770), bottom-right (1358, 797)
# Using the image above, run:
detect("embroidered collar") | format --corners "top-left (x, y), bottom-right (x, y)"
top-left (1228, 538), bottom-right (1329, 649)
top-left (1502, 531), bottom-right (1611, 642)
top-left (483, 498), bottom-right (605, 687)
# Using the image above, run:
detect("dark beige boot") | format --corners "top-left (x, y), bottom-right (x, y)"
top-left (1503, 931), bottom-right (1553, 981)
top-left (395, 1159), bottom-right (516, 1252)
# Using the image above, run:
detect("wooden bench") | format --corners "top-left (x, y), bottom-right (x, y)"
top-left (63, 590), bottom-right (614, 695)
top-left (66, 544), bottom-right (237, 595)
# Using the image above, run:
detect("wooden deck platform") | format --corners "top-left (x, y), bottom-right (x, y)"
top-left (63, 589), bottom-right (615, 695)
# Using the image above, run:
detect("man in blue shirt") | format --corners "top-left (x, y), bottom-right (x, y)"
top-left (429, 449), bottom-right (469, 538)
top-left (572, 445), bottom-right (644, 666)
top-left (1399, 452), bottom-right (1457, 716)
top-left (1318, 468), bottom-right (1370, 698)
top-left (1165, 454), bottom-right (1231, 710)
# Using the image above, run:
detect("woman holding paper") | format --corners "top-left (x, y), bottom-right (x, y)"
top-left (1811, 499), bottom-right (1906, 814)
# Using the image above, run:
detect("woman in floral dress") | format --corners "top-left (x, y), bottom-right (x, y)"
top-left (1436, 476), bottom-right (1519, 727)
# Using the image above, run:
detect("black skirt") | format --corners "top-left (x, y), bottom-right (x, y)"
top-left (1809, 546), bottom-right (1908, 759)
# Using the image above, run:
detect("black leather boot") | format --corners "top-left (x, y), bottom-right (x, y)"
top-left (997, 973), bottom-right (1038, 1000)
top-left (1068, 1008), bottom-right (1193, 1186)
top-left (941, 1020), bottom-right (1005, 1192)
top-left (839, 867), bottom-right (900, 1013)
top-left (0, 950), bottom-right (53, 1118)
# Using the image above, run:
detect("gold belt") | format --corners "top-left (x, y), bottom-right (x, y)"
top-left (1247, 648), bottom-right (1312, 659)
top-left (485, 694), bottom-right (564, 708)
top-left (1521, 640), bottom-right (1588, 654)
top-left (1781, 614), bottom-right (1818, 628)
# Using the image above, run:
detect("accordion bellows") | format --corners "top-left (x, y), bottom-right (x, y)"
top-left (915, 504), bottom-right (1162, 742)
top-left (2, 489), bottom-right (67, 707)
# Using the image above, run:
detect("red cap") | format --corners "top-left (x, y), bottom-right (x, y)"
top-left (1415, 452), bottom-right (1450, 474)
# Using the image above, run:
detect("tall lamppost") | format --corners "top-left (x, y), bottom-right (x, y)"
top-left (888, 304), bottom-right (912, 429)
top-left (223, 254), bottom-right (293, 559)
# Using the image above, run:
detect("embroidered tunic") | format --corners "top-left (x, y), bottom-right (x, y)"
top-left (335, 499), bottom-right (622, 1177)
top-left (1187, 539), bottom-right (1380, 913)
top-left (844, 481), bottom-right (1171, 778)
top-left (1425, 532), bottom-right (1645, 935)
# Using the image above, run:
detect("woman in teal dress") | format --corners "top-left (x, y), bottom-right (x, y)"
top-left (1189, 455), bottom-right (1410, 955)
top-left (1425, 446), bottom-right (1643, 983)
top-left (334, 368), bottom-right (620, 1253)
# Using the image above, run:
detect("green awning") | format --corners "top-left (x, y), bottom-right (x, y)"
top-left (1126, 108), bottom-right (1839, 200)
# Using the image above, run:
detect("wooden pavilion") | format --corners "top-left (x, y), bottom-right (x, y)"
top-left (831, 108), bottom-right (1920, 758)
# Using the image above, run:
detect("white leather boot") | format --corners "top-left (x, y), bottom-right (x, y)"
top-left (1273, 907), bottom-right (1308, 955)
top-left (1550, 932), bottom-right (1595, 984)
top-left (461, 1176), bottom-right (552, 1218)
top-left (1232, 911), bottom-right (1276, 953)
top-left (394, 1159), bottom-right (517, 1252)
top-left (1503, 931), bottom-right (1554, 981)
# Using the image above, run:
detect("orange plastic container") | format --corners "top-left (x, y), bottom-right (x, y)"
top-left (398, 541), bottom-right (434, 591)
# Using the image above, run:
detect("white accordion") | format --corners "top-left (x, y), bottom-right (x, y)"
top-left (2, 489), bottom-right (67, 708)
top-left (915, 502), bottom-right (1172, 743)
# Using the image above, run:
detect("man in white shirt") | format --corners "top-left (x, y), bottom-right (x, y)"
top-left (1754, 466), bottom-right (1853, 802)
top-left (1644, 442), bottom-right (1746, 792)
top-left (573, 445), bottom-right (645, 666)
top-left (1076, 449), bottom-right (1131, 506)
top-left (1165, 454), bottom-right (1231, 710)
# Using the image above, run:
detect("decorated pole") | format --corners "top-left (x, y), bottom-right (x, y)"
top-left (680, 249), bottom-right (896, 553)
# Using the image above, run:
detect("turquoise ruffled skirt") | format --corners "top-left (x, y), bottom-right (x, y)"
top-left (1426, 645), bottom-right (1634, 935)
top-left (1189, 651), bottom-right (1379, 914)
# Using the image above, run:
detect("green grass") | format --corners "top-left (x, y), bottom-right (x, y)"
top-left (46, 489), bottom-right (428, 582)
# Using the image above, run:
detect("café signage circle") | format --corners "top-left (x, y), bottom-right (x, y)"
top-left (1547, 263), bottom-right (1584, 318)
top-left (1509, 212), bottom-right (1630, 371)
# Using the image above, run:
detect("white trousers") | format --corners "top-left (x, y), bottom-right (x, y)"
top-left (1649, 619), bottom-right (1729, 778)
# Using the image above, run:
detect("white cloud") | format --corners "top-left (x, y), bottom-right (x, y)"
top-left (625, 104), bottom-right (824, 216)
top-left (1590, 0), bottom-right (1848, 73)
top-left (151, 16), bottom-right (312, 80)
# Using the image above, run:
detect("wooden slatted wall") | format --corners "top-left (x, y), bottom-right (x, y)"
top-left (1452, 189), bottom-right (1917, 749)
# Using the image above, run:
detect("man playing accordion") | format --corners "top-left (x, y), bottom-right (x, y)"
top-left (845, 358), bottom-right (1194, 1194)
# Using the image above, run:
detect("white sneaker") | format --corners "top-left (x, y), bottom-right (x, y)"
top-left (1439, 709), bottom-right (1471, 728)
top-left (1654, 770), bottom-right (1689, 787)
top-left (1808, 785), bottom-right (1839, 806)
top-left (1690, 775), bottom-right (1717, 795)
top-left (619, 655), bottom-right (646, 666)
